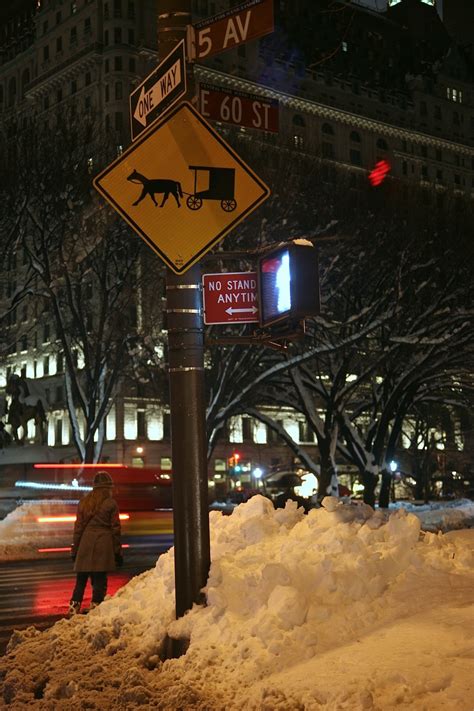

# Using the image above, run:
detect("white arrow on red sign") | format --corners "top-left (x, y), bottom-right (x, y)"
top-left (225, 305), bottom-right (258, 316)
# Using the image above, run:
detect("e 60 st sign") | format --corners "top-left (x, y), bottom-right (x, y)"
top-left (200, 83), bottom-right (279, 133)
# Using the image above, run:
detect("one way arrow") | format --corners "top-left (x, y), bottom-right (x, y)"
top-left (225, 306), bottom-right (258, 315)
top-left (133, 59), bottom-right (182, 127)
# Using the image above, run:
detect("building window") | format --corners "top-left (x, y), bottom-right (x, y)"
top-left (376, 138), bottom-right (388, 151)
top-left (85, 71), bottom-right (91, 86)
top-left (322, 141), bottom-right (334, 159)
top-left (128, 1), bottom-right (135, 19)
top-left (114, 27), bottom-right (122, 43)
top-left (70, 26), bottom-right (77, 43)
top-left (57, 352), bottom-right (64, 373)
top-left (402, 160), bottom-right (407, 175)
top-left (56, 36), bottom-right (62, 52)
top-left (349, 149), bottom-right (361, 166)
top-left (55, 385), bottom-right (63, 403)
top-left (350, 130), bottom-right (361, 143)
top-left (56, 88), bottom-right (62, 103)
top-left (56, 10), bottom-right (62, 24)
top-left (85, 95), bottom-right (91, 109)
top-left (454, 154), bottom-right (460, 166)
top-left (293, 135), bottom-right (304, 149)
top-left (115, 112), bottom-right (123, 130)
top-left (43, 355), bottom-right (50, 375)
top-left (115, 81), bottom-right (122, 100)
top-left (321, 122), bottom-right (334, 136)
top-left (434, 105), bottom-right (441, 120)
top-left (436, 148), bottom-right (442, 161)
top-left (114, 0), bottom-right (122, 17)
top-left (453, 111), bottom-right (460, 126)
top-left (71, 1), bottom-right (77, 14)
top-left (421, 165), bottom-right (428, 180)
top-left (160, 456), bottom-right (172, 470)
top-left (436, 169), bottom-right (443, 184)
top-left (454, 174), bottom-right (461, 185)
top-left (129, 57), bottom-right (136, 72)
top-left (342, 40), bottom-right (348, 52)
top-left (420, 100), bottom-right (427, 116)
top-left (43, 45), bottom-right (49, 61)
top-left (21, 335), bottom-right (28, 351)
top-left (421, 145), bottom-right (427, 158)
top-left (114, 56), bottom-right (122, 71)
top-left (104, 30), bottom-right (109, 45)
top-left (84, 17), bottom-right (91, 33)
top-left (43, 324), bottom-right (50, 343)
top-left (128, 28), bottom-right (135, 45)
top-left (105, 84), bottom-right (110, 102)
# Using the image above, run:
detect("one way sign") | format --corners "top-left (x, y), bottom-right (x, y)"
top-left (129, 40), bottom-right (186, 141)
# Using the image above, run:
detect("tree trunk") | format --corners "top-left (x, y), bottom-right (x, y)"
top-left (318, 447), bottom-right (336, 501)
top-left (362, 470), bottom-right (377, 508)
top-left (378, 469), bottom-right (391, 508)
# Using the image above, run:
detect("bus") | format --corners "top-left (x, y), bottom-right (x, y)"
top-left (8, 463), bottom-right (174, 555)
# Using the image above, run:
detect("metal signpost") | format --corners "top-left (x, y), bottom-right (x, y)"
top-left (199, 83), bottom-right (279, 133)
top-left (93, 102), bottom-right (270, 274)
top-left (203, 272), bottom-right (259, 325)
top-left (129, 40), bottom-right (187, 141)
top-left (95, 0), bottom-right (275, 630)
top-left (189, 0), bottom-right (274, 60)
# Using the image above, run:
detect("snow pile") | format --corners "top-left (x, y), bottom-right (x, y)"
top-left (0, 501), bottom-right (74, 560)
top-left (393, 498), bottom-right (474, 532)
top-left (1, 495), bottom-right (473, 709)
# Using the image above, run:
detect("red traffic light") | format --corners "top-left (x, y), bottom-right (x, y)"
top-left (368, 160), bottom-right (391, 186)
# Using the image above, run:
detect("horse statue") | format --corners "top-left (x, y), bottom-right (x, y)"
top-left (5, 374), bottom-right (47, 445)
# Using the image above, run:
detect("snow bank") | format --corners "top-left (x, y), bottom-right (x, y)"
top-left (1, 495), bottom-right (473, 709)
top-left (0, 501), bottom-right (74, 560)
top-left (393, 498), bottom-right (474, 532)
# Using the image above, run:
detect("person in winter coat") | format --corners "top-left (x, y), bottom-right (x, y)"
top-left (68, 471), bottom-right (123, 616)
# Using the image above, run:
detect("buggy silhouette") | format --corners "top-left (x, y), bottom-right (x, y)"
top-left (186, 165), bottom-right (237, 212)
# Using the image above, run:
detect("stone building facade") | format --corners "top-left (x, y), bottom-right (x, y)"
top-left (0, 0), bottom-right (472, 489)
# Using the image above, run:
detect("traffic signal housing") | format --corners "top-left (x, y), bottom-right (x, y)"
top-left (228, 452), bottom-right (242, 474)
top-left (258, 240), bottom-right (320, 328)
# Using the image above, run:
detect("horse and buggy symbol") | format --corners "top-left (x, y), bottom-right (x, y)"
top-left (127, 165), bottom-right (237, 212)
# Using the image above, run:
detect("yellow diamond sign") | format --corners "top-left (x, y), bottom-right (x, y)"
top-left (93, 101), bottom-right (270, 274)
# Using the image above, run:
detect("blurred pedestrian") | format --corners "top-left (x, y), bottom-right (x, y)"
top-left (68, 471), bottom-right (123, 616)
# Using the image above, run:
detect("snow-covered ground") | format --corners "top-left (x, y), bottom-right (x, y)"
top-left (1, 495), bottom-right (473, 709)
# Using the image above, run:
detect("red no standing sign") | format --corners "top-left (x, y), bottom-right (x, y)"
top-left (202, 272), bottom-right (259, 324)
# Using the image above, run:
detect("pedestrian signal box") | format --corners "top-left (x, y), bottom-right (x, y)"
top-left (258, 241), bottom-right (320, 327)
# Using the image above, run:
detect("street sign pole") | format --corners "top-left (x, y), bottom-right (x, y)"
top-left (158, 1), bottom-right (210, 622)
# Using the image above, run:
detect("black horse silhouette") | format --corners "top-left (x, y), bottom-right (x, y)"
top-left (127, 169), bottom-right (183, 207)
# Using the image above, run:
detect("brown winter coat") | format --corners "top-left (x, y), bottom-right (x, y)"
top-left (73, 497), bottom-right (122, 572)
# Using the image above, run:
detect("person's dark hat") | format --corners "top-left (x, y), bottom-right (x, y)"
top-left (93, 471), bottom-right (114, 488)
